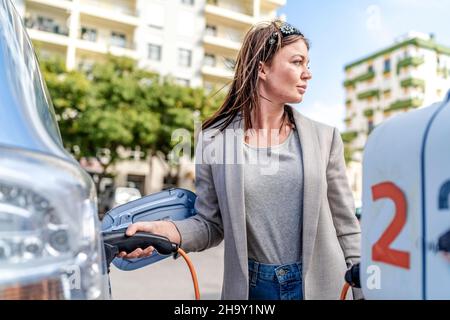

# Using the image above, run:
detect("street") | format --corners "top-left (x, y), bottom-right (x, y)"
top-left (109, 243), bottom-right (224, 300)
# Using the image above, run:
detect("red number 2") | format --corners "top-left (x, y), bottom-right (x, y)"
top-left (371, 182), bottom-right (410, 269)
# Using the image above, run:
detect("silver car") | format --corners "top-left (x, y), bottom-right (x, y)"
top-left (0, 0), bottom-right (110, 299)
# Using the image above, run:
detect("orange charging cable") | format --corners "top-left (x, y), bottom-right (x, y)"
top-left (340, 282), bottom-right (350, 300)
top-left (177, 248), bottom-right (200, 300)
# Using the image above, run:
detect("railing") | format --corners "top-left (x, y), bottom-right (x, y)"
top-left (384, 98), bottom-right (423, 113)
top-left (81, 0), bottom-right (137, 16)
top-left (363, 109), bottom-right (375, 117)
top-left (341, 131), bottom-right (358, 143)
top-left (24, 17), bottom-right (69, 36)
top-left (206, 0), bottom-right (253, 17)
top-left (344, 71), bottom-right (375, 88)
top-left (396, 56), bottom-right (425, 75)
top-left (78, 36), bottom-right (137, 51)
top-left (357, 89), bottom-right (380, 101)
top-left (400, 78), bottom-right (425, 90)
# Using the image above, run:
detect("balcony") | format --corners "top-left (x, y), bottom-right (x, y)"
top-left (77, 37), bottom-right (136, 60)
top-left (27, 29), bottom-right (71, 48)
top-left (344, 71), bottom-right (375, 88)
top-left (24, 16), bottom-right (69, 36)
top-left (76, 37), bottom-right (138, 60)
top-left (205, 3), bottom-right (254, 28)
top-left (24, 15), bottom-right (70, 47)
top-left (400, 78), bottom-right (425, 90)
top-left (207, 0), bottom-right (253, 14)
top-left (201, 65), bottom-right (234, 82)
top-left (81, 0), bottom-right (136, 16)
top-left (261, 0), bottom-right (287, 12)
top-left (384, 98), bottom-right (423, 113)
top-left (79, 0), bottom-right (139, 27)
top-left (265, 0), bottom-right (287, 5)
top-left (203, 34), bottom-right (241, 56)
top-left (357, 89), bottom-right (380, 101)
top-left (437, 67), bottom-right (449, 79)
top-left (341, 131), bottom-right (358, 144)
top-left (363, 109), bottom-right (375, 118)
top-left (26, 0), bottom-right (73, 11)
top-left (396, 56), bottom-right (425, 75)
top-left (76, 13), bottom-right (137, 58)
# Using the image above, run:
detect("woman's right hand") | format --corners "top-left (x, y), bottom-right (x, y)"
top-left (117, 221), bottom-right (181, 259)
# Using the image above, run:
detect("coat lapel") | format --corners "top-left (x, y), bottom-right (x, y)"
top-left (292, 108), bottom-right (323, 277)
top-left (222, 115), bottom-right (248, 279)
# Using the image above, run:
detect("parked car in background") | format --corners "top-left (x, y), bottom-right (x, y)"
top-left (0, 0), bottom-right (110, 299)
top-left (112, 187), bottom-right (142, 208)
top-left (355, 199), bottom-right (362, 220)
top-left (98, 186), bottom-right (142, 220)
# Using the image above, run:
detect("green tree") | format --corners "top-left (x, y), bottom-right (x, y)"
top-left (341, 131), bottom-right (358, 164)
top-left (84, 55), bottom-right (161, 172)
top-left (40, 56), bottom-right (91, 154)
top-left (39, 54), bottom-right (225, 189)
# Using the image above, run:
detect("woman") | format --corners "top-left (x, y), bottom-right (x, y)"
top-left (119, 20), bottom-right (362, 300)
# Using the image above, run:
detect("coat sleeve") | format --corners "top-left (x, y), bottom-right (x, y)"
top-left (171, 135), bottom-right (224, 253)
top-left (326, 127), bottom-right (364, 299)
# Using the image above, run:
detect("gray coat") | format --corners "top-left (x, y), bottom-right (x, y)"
top-left (173, 106), bottom-right (362, 300)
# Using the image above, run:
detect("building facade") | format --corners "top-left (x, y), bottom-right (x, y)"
top-left (13, 0), bottom-right (286, 195)
top-left (14, 0), bottom-right (286, 89)
top-left (202, 0), bottom-right (285, 90)
top-left (343, 32), bottom-right (450, 202)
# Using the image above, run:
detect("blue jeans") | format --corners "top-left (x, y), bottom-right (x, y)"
top-left (248, 259), bottom-right (303, 300)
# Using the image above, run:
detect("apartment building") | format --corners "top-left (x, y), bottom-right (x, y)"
top-left (12, 0), bottom-right (286, 195)
top-left (202, 0), bottom-right (285, 90)
top-left (343, 31), bottom-right (450, 201)
top-left (14, 0), bottom-right (286, 89)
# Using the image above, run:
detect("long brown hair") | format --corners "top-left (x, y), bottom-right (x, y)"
top-left (203, 20), bottom-right (310, 133)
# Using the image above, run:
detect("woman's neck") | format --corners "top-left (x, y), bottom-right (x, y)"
top-left (251, 94), bottom-right (286, 130)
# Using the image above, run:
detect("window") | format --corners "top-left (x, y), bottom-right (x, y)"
top-left (148, 44), bottom-right (162, 61)
top-left (205, 24), bottom-right (217, 36)
top-left (403, 49), bottom-right (409, 58)
top-left (178, 48), bottom-right (192, 67)
top-left (224, 58), bottom-right (236, 71)
top-left (37, 16), bottom-right (54, 33)
top-left (81, 27), bottom-right (97, 42)
top-left (126, 174), bottom-right (146, 196)
top-left (148, 23), bottom-right (163, 30)
top-left (204, 81), bottom-right (214, 93)
top-left (176, 78), bottom-right (190, 87)
top-left (110, 32), bottom-right (127, 48)
top-left (368, 65), bottom-right (374, 73)
top-left (144, 3), bottom-right (164, 29)
top-left (204, 53), bottom-right (216, 67)
top-left (181, 0), bottom-right (194, 5)
top-left (384, 59), bottom-right (391, 73)
top-left (78, 60), bottom-right (95, 72)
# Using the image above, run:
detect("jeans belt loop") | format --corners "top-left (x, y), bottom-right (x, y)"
top-left (250, 260), bottom-right (259, 286)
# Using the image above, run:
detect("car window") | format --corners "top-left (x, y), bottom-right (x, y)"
top-left (0, 0), bottom-right (63, 150)
top-left (32, 63), bottom-right (63, 146)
